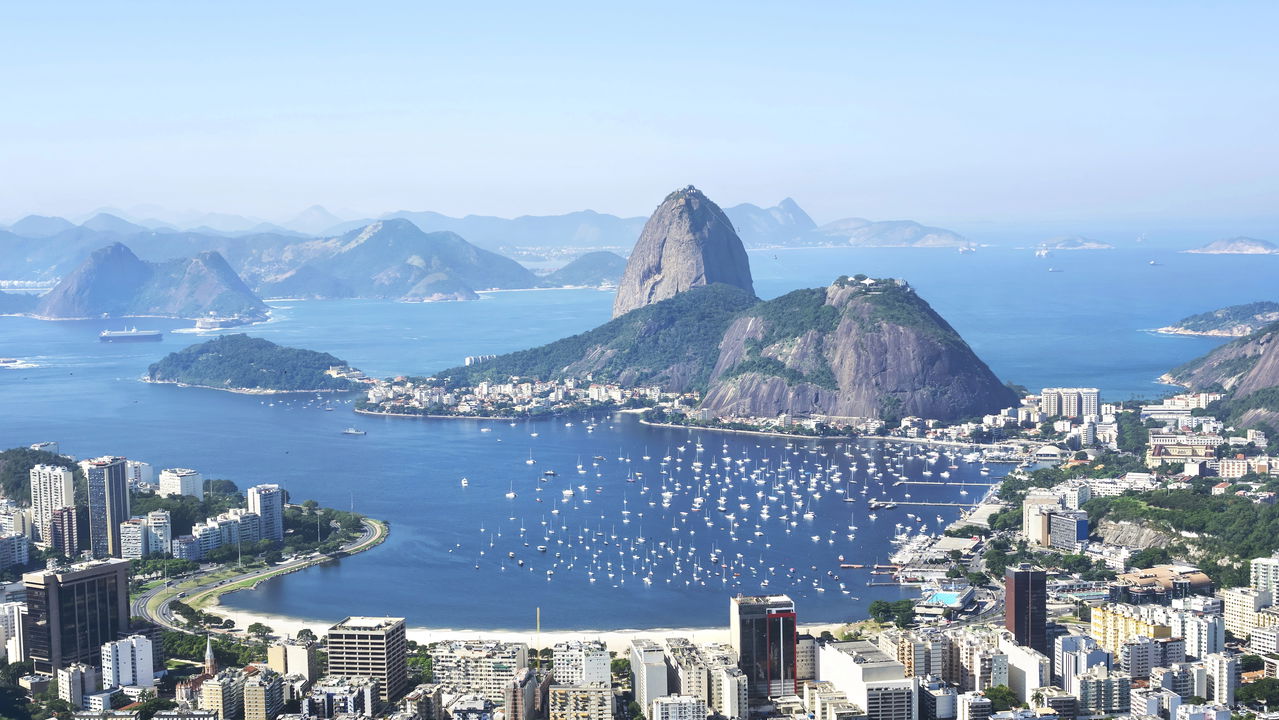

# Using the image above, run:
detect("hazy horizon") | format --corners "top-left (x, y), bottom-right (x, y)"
top-left (3, 2), bottom-right (1277, 235)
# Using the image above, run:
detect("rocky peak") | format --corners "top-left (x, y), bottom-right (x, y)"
top-left (611, 186), bottom-right (755, 318)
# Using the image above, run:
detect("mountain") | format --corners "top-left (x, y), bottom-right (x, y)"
top-left (0, 290), bottom-right (37, 314)
top-left (147, 334), bottom-right (359, 392)
top-left (259, 219), bottom-right (537, 301)
top-left (344, 209), bottom-right (647, 252)
top-left (80, 213), bottom-right (148, 235)
top-left (1037, 236), bottom-right (1114, 250)
top-left (542, 251), bottom-right (628, 287)
top-left (1185, 237), bottom-right (1279, 255)
top-left (816, 218), bottom-right (969, 248)
top-left (33, 243), bottom-right (267, 320)
top-left (1156, 301), bottom-right (1279, 337)
top-left (612, 186), bottom-right (755, 318)
top-left (8, 215), bottom-right (75, 238)
top-left (723, 198), bottom-right (818, 247)
top-left (700, 276), bottom-right (1017, 421)
top-left (440, 283), bottom-right (760, 391)
top-left (283, 205), bottom-right (345, 235)
top-left (1167, 322), bottom-right (1279, 431)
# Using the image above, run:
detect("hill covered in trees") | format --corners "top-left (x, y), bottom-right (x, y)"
top-left (147, 334), bottom-right (360, 393)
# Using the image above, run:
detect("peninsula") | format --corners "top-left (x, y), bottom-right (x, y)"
top-left (1156, 301), bottom-right (1279, 337)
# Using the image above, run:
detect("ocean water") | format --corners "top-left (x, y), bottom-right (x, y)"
top-left (0, 245), bottom-right (1275, 629)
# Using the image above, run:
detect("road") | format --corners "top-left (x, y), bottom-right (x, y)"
top-left (132, 516), bottom-right (386, 634)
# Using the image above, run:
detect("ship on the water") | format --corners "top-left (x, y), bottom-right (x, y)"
top-left (100, 328), bottom-right (163, 342)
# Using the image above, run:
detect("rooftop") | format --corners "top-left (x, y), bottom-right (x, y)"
top-left (331, 616), bottom-right (405, 632)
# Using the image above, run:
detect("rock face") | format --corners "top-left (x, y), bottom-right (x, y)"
top-left (611, 186), bottom-right (755, 318)
top-left (1167, 322), bottom-right (1279, 392)
top-left (265, 219), bottom-right (535, 301)
top-left (699, 277), bottom-right (1017, 422)
top-left (35, 243), bottom-right (267, 319)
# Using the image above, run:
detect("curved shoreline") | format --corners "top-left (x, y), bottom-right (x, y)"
top-left (354, 407), bottom-right (521, 421)
top-left (143, 378), bottom-right (360, 396)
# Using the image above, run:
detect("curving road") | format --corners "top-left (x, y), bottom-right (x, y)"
top-left (132, 517), bottom-right (386, 633)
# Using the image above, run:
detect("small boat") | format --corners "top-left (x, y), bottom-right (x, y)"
top-left (342, 427), bottom-right (366, 436)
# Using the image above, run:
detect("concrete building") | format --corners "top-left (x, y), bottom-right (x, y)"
top-left (81, 456), bottom-right (130, 557)
top-left (1076, 666), bottom-right (1130, 716)
top-left (649, 695), bottom-right (706, 720)
top-left (819, 640), bottom-right (917, 720)
top-left (1089, 603), bottom-right (1173, 651)
top-left (0, 601), bottom-right (26, 662)
top-left (242, 669), bottom-right (285, 720)
top-left (49, 506), bottom-right (79, 556)
top-left (303, 675), bottom-right (380, 717)
top-left (1005, 565), bottom-right (1047, 654)
top-left (200, 668), bottom-right (247, 720)
top-left (729, 594), bottom-right (796, 699)
top-left (102, 635), bottom-right (154, 688)
top-left (1175, 704), bottom-right (1231, 720)
top-left (1220, 587), bottom-right (1274, 637)
top-left (23, 559), bottom-right (130, 673)
top-left (505, 668), bottom-right (538, 720)
top-left (552, 640), bottom-right (609, 687)
top-left (1131, 686), bottom-right (1181, 720)
top-left (267, 638), bottom-right (318, 682)
top-left (1040, 388), bottom-right (1100, 419)
top-left (57, 662), bottom-right (99, 709)
top-left (247, 484), bottom-right (286, 542)
top-left (1202, 653), bottom-right (1237, 706)
top-left (549, 684), bottom-right (613, 720)
top-left (118, 511), bottom-right (171, 560)
top-left (0, 532), bottom-right (29, 571)
top-left (630, 639), bottom-right (668, 715)
top-left (429, 639), bottom-right (527, 705)
top-left (327, 616), bottom-right (408, 703)
top-left (158, 468), bottom-right (203, 499)
top-left (955, 692), bottom-right (991, 720)
top-left (30, 464), bottom-right (74, 547)
top-left (996, 634), bottom-right (1049, 704)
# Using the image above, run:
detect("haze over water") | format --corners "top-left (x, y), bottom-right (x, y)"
top-left (1, 245), bottom-right (1275, 629)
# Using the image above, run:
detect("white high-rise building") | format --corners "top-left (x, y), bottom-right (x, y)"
top-left (125, 460), bottom-right (154, 489)
top-left (1252, 552), bottom-right (1279, 596)
top-left (427, 638), bottom-right (524, 705)
top-left (118, 510), bottom-right (173, 559)
top-left (0, 601), bottom-right (27, 661)
top-left (819, 640), bottom-right (918, 720)
top-left (631, 639), bottom-right (669, 714)
top-left (1202, 654), bottom-right (1238, 706)
top-left (146, 510), bottom-right (171, 555)
top-left (650, 695), bottom-right (708, 720)
top-left (158, 468), bottom-right (203, 498)
top-left (30, 464), bottom-right (75, 546)
top-left (247, 484), bottom-right (286, 542)
top-left (1040, 388), bottom-right (1101, 419)
top-left (553, 640), bottom-right (610, 686)
top-left (102, 635), bottom-right (155, 688)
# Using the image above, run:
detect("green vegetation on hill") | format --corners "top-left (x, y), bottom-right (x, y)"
top-left (438, 283), bottom-right (759, 391)
top-left (724, 287), bottom-right (840, 389)
top-left (0, 447), bottom-right (83, 505)
top-left (1169, 301), bottom-right (1279, 334)
top-left (147, 334), bottom-right (358, 392)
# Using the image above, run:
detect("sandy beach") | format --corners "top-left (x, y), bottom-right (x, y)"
top-left (208, 603), bottom-right (847, 653)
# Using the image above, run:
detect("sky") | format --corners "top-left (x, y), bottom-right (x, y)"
top-left (2, 1), bottom-right (1277, 232)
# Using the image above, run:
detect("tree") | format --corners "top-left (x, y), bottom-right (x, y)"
top-left (611, 658), bottom-right (630, 676)
top-left (1241, 655), bottom-right (1265, 673)
top-left (983, 685), bottom-right (1018, 711)
top-left (626, 700), bottom-right (645, 720)
top-left (1238, 678), bottom-right (1279, 706)
top-left (247, 622), bottom-right (273, 641)
top-left (296, 628), bottom-right (317, 644)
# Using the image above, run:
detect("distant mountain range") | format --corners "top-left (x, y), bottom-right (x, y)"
top-left (1166, 318), bottom-right (1279, 431)
top-left (1156, 301), bottom-right (1279, 337)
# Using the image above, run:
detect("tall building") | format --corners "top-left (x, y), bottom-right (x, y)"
top-left (630, 639), bottom-right (668, 713)
top-left (819, 640), bottom-right (918, 720)
top-left (1203, 653), bottom-right (1238, 706)
top-left (429, 640), bottom-right (528, 705)
top-left (49, 507), bottom-right (79, 556)
top-left (23, 558), bottom-right (130, 673)
top-left (505, 667), bottom-right (539, 720)
top-left (956, 692), bottom-right (992, 720)
top-left (243, 669), bottom-right (285, 720)
top-left (0, 601), bottom-right (28, 662)
top-left (81, 457), bottom-right (130, 557)
top-left (30, 464), bottom-right (75, 547)
top-left (158, 468), bottom-right (203, 498)
top-left (327, 616), bottom-right (408, 703)
top-left (1005, 565), bottom-right (1047, 654)
top-left (119, 511), bottom-right (173, 560)
top-left (552, 640), bottom-right (610, 686)
top-left (730, 594), bottom-right (797, 698)
top-left (102, 635), bottom-right (155, 688)
top-left (267, 638), bottom-right (318, 681)
top-left (201, 667), bottom-right (247, 720)
top-left (1251, 552), bottom-right (1279, 596)
top-left (247, 484), bottom-right (286, 542)
top-left (1040, 388), bottom-right (1101, 419)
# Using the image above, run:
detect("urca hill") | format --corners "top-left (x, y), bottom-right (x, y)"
top-left (442, 186), bottom-right (1016, 422)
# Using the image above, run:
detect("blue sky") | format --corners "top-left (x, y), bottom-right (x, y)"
top-left (2, 1), bottom-right (1276, 231)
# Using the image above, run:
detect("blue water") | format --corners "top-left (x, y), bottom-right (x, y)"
top-left (1, 246), bottom-right (1275, 629)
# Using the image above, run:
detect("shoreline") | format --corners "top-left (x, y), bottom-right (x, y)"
top-left (1151, 325), bottom-right (1261, 338)
top-left (143, 378), bottom-right (360, 396)
top-left (638, 417), bottom-right (1005, 451)
top-left (354, 407), bottom-right (521, 421)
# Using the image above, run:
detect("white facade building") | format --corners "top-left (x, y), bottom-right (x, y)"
top-left (29, 464), bottom-right (74, 546)
top-left (158, 467), bottom-right (203, 498)
top-left (102, 635), bottom-right (155, 688)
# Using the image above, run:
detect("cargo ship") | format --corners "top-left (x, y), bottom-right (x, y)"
top-left (99, 328), bottom-right (162, 342)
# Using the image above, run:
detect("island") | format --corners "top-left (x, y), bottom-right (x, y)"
top-left (1035, 235), bottom-right (1114, 250)
top-left (146, 334), bottom-right (367, 393)
top-left (1156, 301), bottom-right (1279, 337)
top-left (1184, 236), bottom-right (1279, 255)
